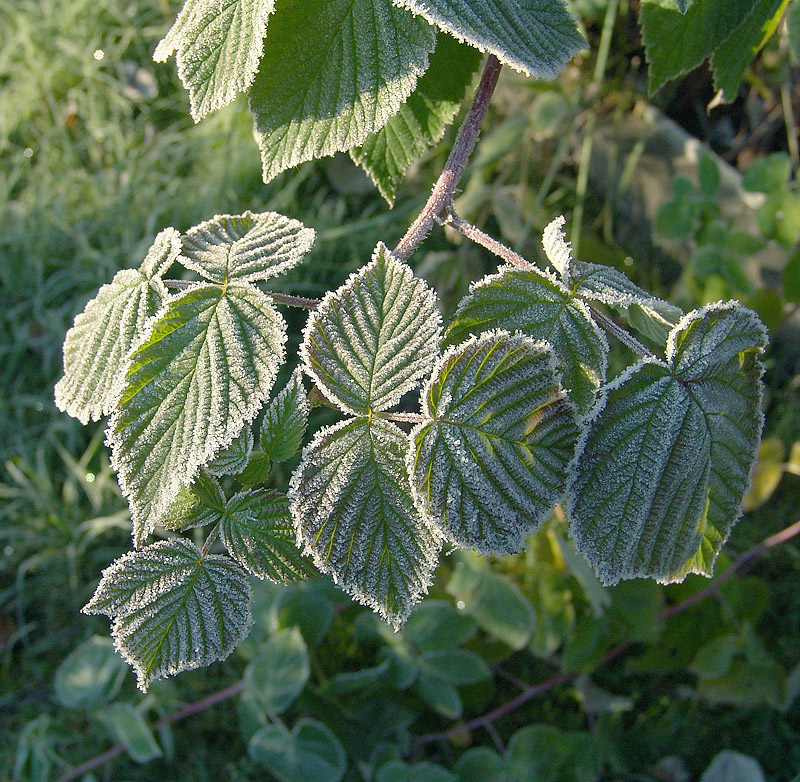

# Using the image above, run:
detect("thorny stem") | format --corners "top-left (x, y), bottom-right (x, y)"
top-left (54, 518), bottom-right (800, 781)
top-left (392, 55), bottom-right (503, 261)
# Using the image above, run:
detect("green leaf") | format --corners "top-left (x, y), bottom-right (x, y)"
top-left (413, 672), bottom-right (462, 718)
top-left (402, 600), bottom-right (477, 652)
top-left (260, 369), bottom-right (309, 463)
top-left (154, 0), bottom-right (276, 121)
top-left (83, 539), bottom-right (252, 690)
top-left (206, 426), bottom-right (254, 476)
top-left (757, 189), bottom-right (800, 247)
top-left (244, 628), bottom-right (309, 714)
top-left (301, 243), bottom-right (442, 416)
top-left (179, 211), bottom-right (315, 283)
top-left (54, 636), bottom-right (128, 709)
top-left (417, 649), bottom-right (491, 685)
top-left (640, 0), bottom-right (758, 92)
top-left (100, 703), bottom-right (162, 764)
top-left (289, 417), bottom-right (441, 627)
top-left (784, 245), bottom-right (800, 303)
top-left (701, 751), bottom-right (766, 782)
top-left (248, 0), bottom-right (435, 182)
top-left (110, 281), bottom-right (286, 545)
top-left (376, 760), bottom-right (457, 782)
top-left (567, 302), bottom-right (767, 585)
top-left (572, 261), bottom-right (683, 344)
top-left (505, 725), bottom-right (598, 782)
top-left (269, 583), bottom-right (334, 646)
top-left (220, 490), bottom-right (314, 582)
top-left (393, 0), bottom-right (585, 78)
top-left (411, 331), bottom-right (578, 553)
top-left (454, 748), bottom-right (508, 782)
top-left (352, 34), bottom-right (481, 205)
top-left (710, 0), bottom-right (788, 101)
top-left (55, 228), bottom-right (179, 424)
top-left (445, 267), bottom-right (607, 414)
top-left (249, 719), bottom-right (346, 782)
top-left (698, 149), bottom-right (722, 196)
top-left (161, 470), bottom-right (227, 531)
top-left (789, 1), bottom-right (800, 64)
top-left (742, 152), bottom-right (793, 193)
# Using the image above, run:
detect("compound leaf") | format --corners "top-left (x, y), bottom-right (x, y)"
top-left (289, 417), bottom-right (441, 628)
top-left (249, 0), bottom-right (435, 182)
top-left (410, 331), bottom-right (578, 554)
top-left (640, 0), bottom-right (758, 93)
top-left (260, 369), bottom-right (309, 463)
top-left (206, 425), bottom-right (254, 476)
top-left (55, 228), bottom-right (180, 424)
top-left (572, 261), bottom-right (683, 344)
top-left (179, 211), bottom-right (315, 284)
top-left (220, 490), bottom-right (315, 582)
top-left (392, 0), bottom-right (585, 78)
top-left (445, 265), bottom-right (607, 414)
top-left (567, 302), bottom-right (767, 585)
top-left (154, 0), bottom-right (276, 121)
top-left (83, 539), bottom-right (252, 690)
top-left (351, 34), bottom-right (481, 206)
top-left (301, 243), bottom-right (442, 416)
top-left (110, 282), bottom-right (286, 545)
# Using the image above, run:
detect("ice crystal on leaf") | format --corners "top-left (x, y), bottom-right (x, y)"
top-left (110, 282), bottom-right (286, 546)
top-left (83, 539), bottom-right (252, 691)
top-left (206, 425), bottom-right (254, 477)
top-left (248, 0), bottom-right (435, 182)
top-left (260, 369), bottom-right (309, 464)
top-left (567, 302), bottom-right (767, 585)
top-left (392, 0), bottom-right (585, 78)
top-left (289, 418), bottom-right (441, 628)
top-left (179, 211), bottom-right (315, 284)
top-left (154, 0), bottom-right (276, 121)
top-left (301, 243), bottom-right (442, 416)
top-left (55, 228), bottom-right (180, 424)
top-left (445, 264), bottom-right (607, 415)
top-left (409, 331), bottom-right (579, 554)
top-left (541, 215), bottom-right (573, 283)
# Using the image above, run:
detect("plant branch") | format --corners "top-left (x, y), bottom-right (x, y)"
top-left (163, 280), bottom-right (320, 309)
top-left (392, 55), bottom-right (502, 262)
top-left (586, 304), bottom-right (655, 360)
top-left (443, 209), bottom-right (531, 268)
top-left (414, 517), bottom-right (800, 747)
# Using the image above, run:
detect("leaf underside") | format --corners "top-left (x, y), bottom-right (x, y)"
top-left (248, 0), bottom-right (435, 182)
top-left (301, 243), bottom-right (442, 416)
top-left (410, 331), bottom-right (579, 554)
top-left (392, 0), bottom-right (585, 78)
top-left (567, 302), bottom-right (766, 585)
top-left (55, 229), bottom-right (180, 424)
top-left (445, 265), bottom-right (607, 414)
top-left (351, 34), bottom-right (482, 205)
top-left (110, 282), bottom-right (286, 546)
top-left (289, 417), bottom-right (441, 628)
top-left (83, 539), bottom-right (252, 690)
top-left (179, 210), bottom-right (315, 284)
top-left (154, 0), bottom-right (276, 121)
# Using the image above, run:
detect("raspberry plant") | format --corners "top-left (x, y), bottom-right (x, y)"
top-left (55, 0), bottom-right (778, 692)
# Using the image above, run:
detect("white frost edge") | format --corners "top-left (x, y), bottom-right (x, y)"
top-left (542, 215), bottom-right (572, 284)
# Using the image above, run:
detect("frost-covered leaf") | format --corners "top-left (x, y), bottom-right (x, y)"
top-left (351, 34), bottom-right (481, 205)
top-left (180, 211), bottom-right (315, 284)
top-left (260, 369), bottom-right (309, 463)
top-left (640, 0), bottom-right (758, 93)
top-left (393, 0), bottom-right (585, 78)
top-left (206, 426), bottom-right (254, 476)
top-left (541, 214), bottom-right (573, 283)
top-left (445, 265), bottom-right (607, 414)
top-left (154, 0), bottom-right (275, 121)
top-left (410, 331), bottom-right (578, 554)
top-left (110, 282), bottom-right (286, 545)
top-left (248, 0), bottom-right (435, 182)
top-left (220, 490), bottom-right (315, 582)
top-left (572, 261), bottom-right (683, 344)
top-left (710, 0), bottom-right (787, 102)
top-left (567, 302), bottom-right (767, 585)
top-left (289, 418), bottom-right (440, 627)
top-left (83, 539), bottom-right (252, 690)
top-left (161, 469), bottom-right (226, 531)
top-left (55, 229), bottom-right (180, 424)
top-left (301, 243), bottom-right (442, 416)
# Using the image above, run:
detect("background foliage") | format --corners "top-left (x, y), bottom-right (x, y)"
top-left (2, 0), bottom-right (800, 780)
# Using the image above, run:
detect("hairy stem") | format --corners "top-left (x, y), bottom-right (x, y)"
top-left (587, 304), bottom-right (655, 360)
top-left (392, 55), bottom-right (502, 261)
top-left (443, 209), bottom-right (531, 268)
